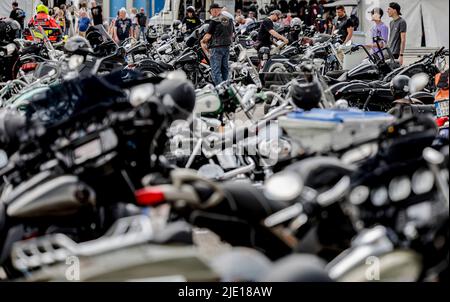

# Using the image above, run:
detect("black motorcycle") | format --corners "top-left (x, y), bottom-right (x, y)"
top-left (0, 71), bottom-right (196, 278)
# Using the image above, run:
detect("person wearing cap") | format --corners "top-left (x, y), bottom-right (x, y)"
top-left (387, 2), bottom-right (407, 65)
top-left (367, 8), bottom-right (389, 58)
top-left (201, 3), bottom-right (235, 86)
top-left (255, 10), bottom-right (289, 50)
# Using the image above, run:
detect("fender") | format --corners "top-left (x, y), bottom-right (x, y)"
top-left (410, 91), bottom-right (435, 105)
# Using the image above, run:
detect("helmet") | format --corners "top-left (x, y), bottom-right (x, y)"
top-left (156, 79), bottom-right (195, 120)
top-left (390, 75), bottom-right (411, 99)
top-left (250, 30), bottom-right (258, 41)
top-left (186, 6), bottom-right (195, 13)
top-left (160, 33), bottom-right (171, 41)
top-left (290, 80), bottom-right (322, 110)
top-left (0, 19), bottom-right (21, 43)
top-left (36, 4), bottom-right (49, 14)
top-left (173, 20), bottom-right (182, 30)
top-left (290, 17), bottom-right (302, 28)
top-left (64, 36), bottom-right (94, 55)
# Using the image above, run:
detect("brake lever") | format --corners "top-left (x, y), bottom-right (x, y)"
top-left (170, 169), bottom-right (225, 209)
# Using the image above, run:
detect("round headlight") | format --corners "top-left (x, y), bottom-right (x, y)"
top-left (389, 176), bottom-right (412, 202)
top-left (264, 171), bottom-right (304, 202)
top-left (349, 186), bottom-right (370, 205)
top-left (68, 54), bottom-right (85, 70)
top-left (412, 169), bottom-right (435, 195)
top-left (371, 186), bottom-right (388, 207)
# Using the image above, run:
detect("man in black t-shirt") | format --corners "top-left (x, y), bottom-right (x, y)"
top-left (9, 2), bottom-right (25, 30)
top-left (201, 3), bottom-right (234, 85)
top-left (182, 6), bottom-right (202, 34)
top-left (90, 1), bottom-right (104, 26)
top-left (113, 8), bottom-right (132, 45)
top-left (256, 10), bottom-right (289, 50)
top-left (332, 5), bottom-right (354, 44)
top-left (136, 8), bottom-right (148, 40)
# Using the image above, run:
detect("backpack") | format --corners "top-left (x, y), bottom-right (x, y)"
top-left (16, 8), bottom-right (26, 20)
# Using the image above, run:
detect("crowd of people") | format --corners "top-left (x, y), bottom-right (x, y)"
top-left (3, 1), bottom-right (408, 81)
top-left (6, 1), bottom-right (149, 44)
top-left (200, 2), bottom-right (407, 85)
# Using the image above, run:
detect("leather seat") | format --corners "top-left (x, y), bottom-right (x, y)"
top-left (326, 70), bottom-right (348, 79)
top-left (368, 81), bottom-right (391, 89)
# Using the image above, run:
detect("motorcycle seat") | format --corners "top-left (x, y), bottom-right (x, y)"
top-left (368, 81), bottom-right (391, 89)
top-left (326, 70), bottom-right (348, 79)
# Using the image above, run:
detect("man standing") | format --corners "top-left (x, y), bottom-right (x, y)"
top-left (368, 8), bottom-right (389, 58)
top-left (90, 0), bottom-right (104, 26)
top-left (255, 10), bottom-right (289, 50)
top-left (9, 2), bottom-right (26, 30)
top-left (201, 3), bottom-right (234, 86)
top-left (136, 8), bottom-right (148, 40)
top-left (113, 8), bottom-right (132, 45)
top-left (387, 2), bottom-right (407, 65)
top-left (332, 5), bottom-right (354, 45)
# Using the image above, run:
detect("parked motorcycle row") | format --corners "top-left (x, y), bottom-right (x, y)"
top-left (0, 17), bottom-right (448, 282)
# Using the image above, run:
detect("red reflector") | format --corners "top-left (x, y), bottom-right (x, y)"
top-left (436, 117), bottom-right (449, 128)
top-left (135, 188), bottom-right (165, 206)
top-left (21, 62), bottom-right (38, 72)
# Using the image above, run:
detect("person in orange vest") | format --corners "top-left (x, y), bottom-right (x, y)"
top-left (28, 4), bottom-right (60, 29)
top-left (27, 4), bottom-right (61, 42)
top-left (435, 69), bottom-right (449, 101)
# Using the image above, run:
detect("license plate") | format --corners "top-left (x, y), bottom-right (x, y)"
top-left (435, 99), bottom-right (449, 118)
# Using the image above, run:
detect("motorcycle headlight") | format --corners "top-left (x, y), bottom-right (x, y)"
top-left (68, 55), bottom-right (85, 70)
top-left (264, 171), bottom-right (304, 201)
top-left (389, 176), bottom-right (412, 202)
top-left (371, 186), bottom-right (389, 207)
top-left (412, 169), bottom-right (435, 195)
top-left (349, 186), bottom-right (370, 205)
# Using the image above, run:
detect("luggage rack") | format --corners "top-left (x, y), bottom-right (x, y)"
top-left (11, 215), bottom-right (154, 272)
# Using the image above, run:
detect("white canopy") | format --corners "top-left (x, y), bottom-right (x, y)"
top-left (324, 0), bottom-right (359, 8)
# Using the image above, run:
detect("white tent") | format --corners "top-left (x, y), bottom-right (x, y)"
top-left (358, 0), bottom-right (449, 48)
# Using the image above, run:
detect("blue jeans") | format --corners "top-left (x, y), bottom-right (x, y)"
top-left (210, 47), bottom-right (230, 86)
top-left (139, 26), bottom-right (147, 40)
